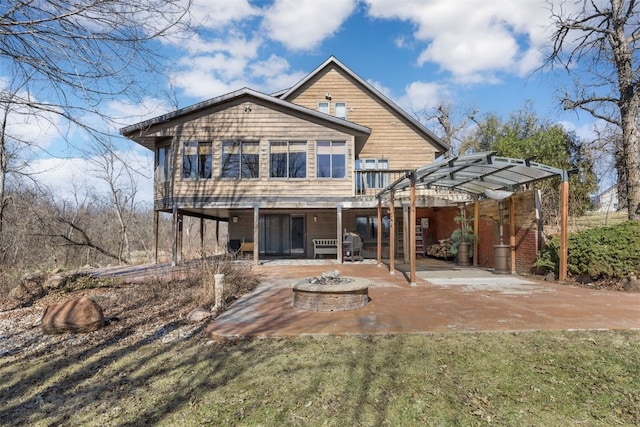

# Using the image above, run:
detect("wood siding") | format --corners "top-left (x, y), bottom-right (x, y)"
top-left (285, 64), bottom-right (439, 169)
top-left (149, 101), bottom-right (358, 207)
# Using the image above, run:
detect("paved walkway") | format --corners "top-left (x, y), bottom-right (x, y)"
top-left (205, 258), bottom-right (640, 339)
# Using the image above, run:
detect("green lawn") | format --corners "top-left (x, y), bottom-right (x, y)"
top-left (2, 331), bottom-right (640, 426)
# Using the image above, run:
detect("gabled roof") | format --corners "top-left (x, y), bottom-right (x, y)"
top-left (120, 87), bottom-right (371, 146)
top-left (277, 56), bottom-right (449, 155)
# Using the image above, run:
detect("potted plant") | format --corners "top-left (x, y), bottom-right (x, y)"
top-left (451, 207), bottom-right (474, 266)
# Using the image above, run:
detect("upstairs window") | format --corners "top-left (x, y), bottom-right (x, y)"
top-left (335, 102), bottom-right (347, 119)
top-left (221, 141), bottom-right (260, 178)
top-left (156, 145), bottom-right (172, 182)
top-left (317, 102), bottom-right (329, 114)
top-left (270, 141), bottom-right (307, 178)
top-left (316, 141), bottom-right (346, 178)
top-left (182, 141), bottom-right (212, 179)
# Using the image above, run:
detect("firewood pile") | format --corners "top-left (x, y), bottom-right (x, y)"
top-left (426, 239), bottom-right (453, 259)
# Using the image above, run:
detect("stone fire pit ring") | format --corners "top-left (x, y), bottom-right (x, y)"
top-left (292, 277), bottom-right (370, 312)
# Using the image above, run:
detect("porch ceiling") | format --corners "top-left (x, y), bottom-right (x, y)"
top-left (377, 151), bottom-right (570, 200)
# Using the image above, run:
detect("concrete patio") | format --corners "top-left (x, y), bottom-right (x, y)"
top-left (205, 258), bottom-right (640, 339)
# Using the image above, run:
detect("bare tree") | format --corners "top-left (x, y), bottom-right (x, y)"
top-left (0, 0), bottom-right (191, 266)
top-left (88, 143), bottom-right (148, 264)
top-left (423, 101), bottom-right (477, 155)
top-left (548, 0), bottom-right (640, 219)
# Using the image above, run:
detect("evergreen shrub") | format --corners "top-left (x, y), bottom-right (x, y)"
top-left (535, 221), bottom-right (640, 279)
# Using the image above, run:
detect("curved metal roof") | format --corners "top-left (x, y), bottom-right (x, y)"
top-left (377, 151), bottom-right (570, 200)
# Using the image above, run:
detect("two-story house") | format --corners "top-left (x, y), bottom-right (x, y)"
top-left (121, 56), bottom-right (449, 263)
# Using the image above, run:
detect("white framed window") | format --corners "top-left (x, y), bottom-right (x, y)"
top-left (221, 141), bottom-right (260, 178)
top-left (316, 141), bottom-right (346, 178)
top-left (181, 141), bottom-right (212, 179)
top-left (270, 141), bottom-right (307, 178)
top-left (335, 102), bottom-right (347, 119)
top-left (156, 145), bottom-right (172, 182)
top-left (317, 102), bottom-right (329, 114)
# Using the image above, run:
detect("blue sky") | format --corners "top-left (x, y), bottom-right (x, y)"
top-left (14, 0), bottom-right (606, 203)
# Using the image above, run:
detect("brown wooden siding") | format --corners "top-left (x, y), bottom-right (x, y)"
top-left (150, 102), bottom-right (358, 204)
top-left (285, 65), bottom-right (438, 169)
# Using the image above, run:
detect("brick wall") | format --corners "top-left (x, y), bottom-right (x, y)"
top-left (416, 191), bottom-right (539, 274)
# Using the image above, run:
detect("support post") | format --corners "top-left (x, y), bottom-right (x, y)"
top-left (171, 205), bottom-right (178, 266)
top-left (510, 196), bottom-right (516, 273)
top-left (253, 205), bottom-right (260, 265)
top-left (200, 217), bottom-right (205, 258)
top-left (153, 210), bottom-right (159, 264)
top-left (403, 203), bottom-right (409, 263)
top-left (409, 174), bottom-right (417, 286)
top-left (377, 198), bottom-right (382, 267)
top-left (337, 205), bottom-right (343, 263)
top-left (559, 180), bottom-right (569, 281)
top-left (389, 192), bottom-right (395, 274)
top-left (473, 200), bottom-right (479, 266)
top-left (177, 213), bottom-right (183, 265)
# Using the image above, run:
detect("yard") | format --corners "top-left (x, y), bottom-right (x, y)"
top-left (1, 272), bottom-right (640, 426)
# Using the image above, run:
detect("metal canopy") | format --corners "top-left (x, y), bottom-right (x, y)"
top-left (377, 151), bottom-right (569, 199)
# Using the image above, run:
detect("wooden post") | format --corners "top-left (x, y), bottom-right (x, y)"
top-left (253, 205), bottom-right (260, 265)
top-left (510, 196), bottom-right (516, 273)
top-left (403, 203), bottom-right (409, 263)
top-left (389, 192), bottom-right (395, 274)
top-left (200, 217), bottom-right (205, 258)
top-left (377, 198), bottom-right (383, 267)
top-left (473, 200), bottom-right (479, 266)
top-left (171, 205), bottom-right (178, 266)
top-left (409, 175), bottom-right (417, 285)
top-left (559, 180), bottom-right (569, 281)
top-left (177, 213), bottom-right (183, 265)
top-left (153, 210), bottom-right (159, 264)
top-left (337, 205), bottom-right (343, 263)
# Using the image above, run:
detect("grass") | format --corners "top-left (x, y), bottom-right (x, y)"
top-left (2, 331), bottom-right (640, 426)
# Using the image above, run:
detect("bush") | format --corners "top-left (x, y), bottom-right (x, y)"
top-left (535, 221), bottom-right (640, 279)
top-left (189, 254), bottom-right (259, 310)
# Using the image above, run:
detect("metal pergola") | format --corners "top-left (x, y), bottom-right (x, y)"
top-left (375, 152), bottom-right (572, 284)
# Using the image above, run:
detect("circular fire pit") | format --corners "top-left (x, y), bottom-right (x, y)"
top-left (292, 276), bottom-right (370, 312)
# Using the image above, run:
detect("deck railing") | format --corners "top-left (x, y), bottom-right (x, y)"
top-left (355, 169), bottom-right (408, 197)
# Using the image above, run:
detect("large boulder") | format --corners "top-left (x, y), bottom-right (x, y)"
top-left (41, 297), bottom-right (105, 334)
top-left (621, 274), bottom-right (640, 292)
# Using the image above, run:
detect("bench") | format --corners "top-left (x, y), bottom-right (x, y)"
top-left (313, 239), bottom-right (338, 258)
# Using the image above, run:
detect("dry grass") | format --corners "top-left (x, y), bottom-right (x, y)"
top-left (1, 330), bottom-right (640, 426)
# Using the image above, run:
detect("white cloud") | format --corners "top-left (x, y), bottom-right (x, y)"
top-left (364, 0), bottom-right (558, 82)
top-left (26, 152), bottom-right (154, 205)
top-left (262, 0), bottom-right (357, 51)
top-left (190, 0), bottom-right (260, 28)
top-left (399, 81), bottom-right (450, 113)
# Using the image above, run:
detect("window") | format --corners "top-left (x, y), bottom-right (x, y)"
top-left (156, 145), bottom-right (172, 182)
top-left (356, 215), bottom-right (390, 240)
top-left (355, 158), bottom-right (389, 193)
top-left (221, 141), bottom-right (260, 178)
top-left (335, 102), bottom-right (346, 119)
top-left (270, 141), bottom-right (307, 178)
top-left (181, 141), bottom-right (211, 179)
top-left (317, 102), bottom-right (329, 114)
top-left (316, 141), bottom-right (346, 178)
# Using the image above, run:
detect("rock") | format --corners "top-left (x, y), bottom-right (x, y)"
top-left (41, 297), bottom-right (105, 334)
top-left (43, 274), bottom-right (68, 291)
top-left (621, 274), bottom-right (640, 292)
top-left (544, 272), bottom-right (556, 282)
top-left (187, 308), bottom-right (211, 323)
top-left (575, 274), bottom-right (593, 284)
top-left (8, 273), bottom-right (47, 307)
